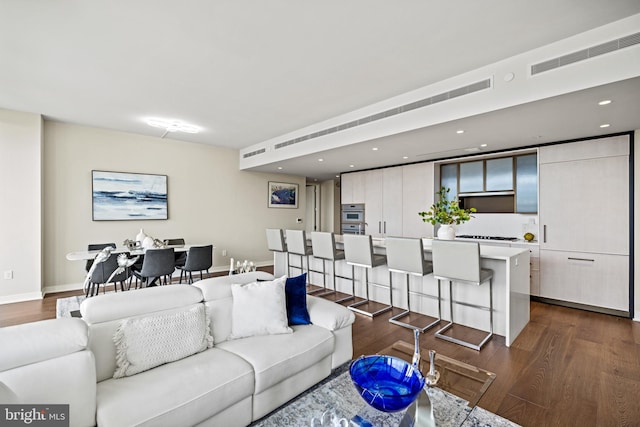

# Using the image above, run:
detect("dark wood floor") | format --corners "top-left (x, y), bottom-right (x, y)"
top-left (2, 275), bottom-right (639, 427)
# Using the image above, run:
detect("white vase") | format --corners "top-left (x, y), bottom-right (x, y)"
top-left (136, 228), bottom-right (147, 244)
top-left (437, 224), bottom-right (456, 240)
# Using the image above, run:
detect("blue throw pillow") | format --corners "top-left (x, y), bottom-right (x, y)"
top-left (285, 273), bottom-right (311, 325)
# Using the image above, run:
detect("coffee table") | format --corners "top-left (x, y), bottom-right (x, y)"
top-left (379, 341), bottom-right (496, 408)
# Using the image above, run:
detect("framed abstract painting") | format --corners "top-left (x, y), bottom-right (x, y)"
top-left (92, 170), bottom-right (168, 220)
top-left (268, 181), bottom-right (298, 208)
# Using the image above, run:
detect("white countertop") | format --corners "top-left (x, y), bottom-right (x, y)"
top-left (335, 235), bottom-right (529, 261)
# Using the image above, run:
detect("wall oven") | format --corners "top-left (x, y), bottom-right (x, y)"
top-left (341, 204), bottom-right (365, 234)
top-left (341, 204), bottom-right (365, 223)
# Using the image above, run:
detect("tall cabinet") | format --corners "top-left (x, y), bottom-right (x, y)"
top-left (538, 135), bottom-right (630, 314)
top-left (363, 168), bottom-right (403, 237)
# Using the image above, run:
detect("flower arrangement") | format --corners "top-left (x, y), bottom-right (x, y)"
top-left (418, 187), bottom-right (476, 225)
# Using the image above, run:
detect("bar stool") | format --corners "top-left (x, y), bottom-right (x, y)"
top-left (343, 234), bottom-right (392, 317)
top-left (285, 229), bottom-right (321, 294)
top-left (310, 231), bottom-right (355, 303)
top-left (385, 237), bottom-right (441, 332)
top-left (266, 229), bottom-right (288, 276)
top-left (431, 239), bottom-right (493, 351)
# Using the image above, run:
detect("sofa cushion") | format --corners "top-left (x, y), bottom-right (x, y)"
top-left (96, 347), bottom-right (254, 427)
top-left (0, 318), bottom-right (87, 372)
top-left (218, 324), bottom-right (334, 394)
top-left (229, 276), bottom-right (292, 339)
top-left (113, 304), bottom-right (213, 378)
top-left (285, 274), bottom-right (311, 325)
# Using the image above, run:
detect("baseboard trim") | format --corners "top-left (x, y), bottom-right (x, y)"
top-left (531, 296), bottom-right (629, 318)
top-left (0, 291), bottom-right (44, 305)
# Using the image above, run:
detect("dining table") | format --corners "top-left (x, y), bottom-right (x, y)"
top-left (65, 244), bottom-right (208, 261)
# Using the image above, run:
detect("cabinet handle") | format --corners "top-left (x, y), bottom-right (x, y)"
top-left (378, 221), bottom-right (381, 233)
top-left (543, 225), bottom-right (547, 243)
top-left (384, 221), bottom-right (387, 234)
top-left (568, 257), bottom-right (595, 262)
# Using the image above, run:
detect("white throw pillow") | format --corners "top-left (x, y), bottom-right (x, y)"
top-left (229, 276), bottom-right (292, 339)
top-left (113, 304), bottom-right (213, 378)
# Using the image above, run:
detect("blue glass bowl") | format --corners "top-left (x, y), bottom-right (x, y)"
top-left (349, 355), bottom-right (425, 413)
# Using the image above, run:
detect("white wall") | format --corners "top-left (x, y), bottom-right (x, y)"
top-left (0, 119), bottom-right (306, 299)
top-left (320, 179), bottom-right (340, 233)
top-left (0, 109), bottom-right (43, 302)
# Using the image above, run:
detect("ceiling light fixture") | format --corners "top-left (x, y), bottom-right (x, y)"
top-left (598, 100), bottom-right (612, 105)
top-left (456, 130), bottom-right (465, 134)
top-left (277, 166), bottom-right (283, 170)
top-left (146, 118), bottom-right (200, 138)
top-left (349, 164), bottom-right (355, 168)
top-left (372, 147), bottom-right (378, 151)
top-left (403, 156), bottom-right (409, 159)
top-left (480, 144), bottom-right (488, 147)
top-left (600, 123), bottom-right (611, 128)
top-left (318, 158), bottom-right (324, 162)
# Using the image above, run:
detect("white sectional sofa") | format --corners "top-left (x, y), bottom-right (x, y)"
top-left (0, 272), bottom-right (356, 427)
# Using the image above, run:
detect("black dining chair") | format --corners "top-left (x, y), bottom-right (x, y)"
top-left (163, 238), bottom-right (187, 268)
top-left (178, 245), bottom-right (213, 284)
top-left (85, 243), bottom-right (116, 273)
top-left (87, 252), bottom-right (132, 297)
top-left (134, 248), bottom-right (176, 287)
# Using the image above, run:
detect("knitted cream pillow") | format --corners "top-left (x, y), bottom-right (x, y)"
top-left (113, 304), bottom-right (213, 378)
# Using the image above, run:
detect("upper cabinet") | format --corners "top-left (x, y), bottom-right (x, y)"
top-left (486, 157), bottom-right (514, 191)
top-left (439, 153), bottom-right (537, 213)
top-left (515, 154), bottom-right (538, 213)
top-left (459, 161), bottom-right (484, 193)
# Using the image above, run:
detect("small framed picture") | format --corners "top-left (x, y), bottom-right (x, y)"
top-left (268, 181), bottom-right (298, 208)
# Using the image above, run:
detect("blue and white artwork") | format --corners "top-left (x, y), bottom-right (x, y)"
top-left (268, 181), bottom-right (298, 208)
top-left (92, 171), bottom-right (168, 221)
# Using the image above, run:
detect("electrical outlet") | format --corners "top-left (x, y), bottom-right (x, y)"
top-left (4, 270), bottom-right (13, 280)
top-left (296, 218), bottom-right (302, 223)
top-left (222, 249), bottom-right (227, 257)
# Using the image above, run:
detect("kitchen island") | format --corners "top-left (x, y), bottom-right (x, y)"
top-left (273, 237), bottom-right (530, 347)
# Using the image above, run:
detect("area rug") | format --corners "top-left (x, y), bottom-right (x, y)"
top-left (250, 365), bottom-right (520, 427)
top-left (56, 295), bottom-right (86, 318)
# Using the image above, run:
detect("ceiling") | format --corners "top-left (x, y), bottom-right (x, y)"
top-left (2, 1), bottom-right (640, 181)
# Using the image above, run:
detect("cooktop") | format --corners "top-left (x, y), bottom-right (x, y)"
top-left (456, 235), bottom-right (519, 241)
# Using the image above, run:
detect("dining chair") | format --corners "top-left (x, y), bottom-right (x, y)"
top-left (431, 239), bottom-right (494, 350)
top-left (85, 243), bottom-right (116, 273)
top-left (87, 252), bottom-right (132, 296)
top-left (164, 238), bottom-right (187, 268)
top-left (178, 245), bottom-right (213, 284)
top-left (134, 248), bottom-right (176, 287)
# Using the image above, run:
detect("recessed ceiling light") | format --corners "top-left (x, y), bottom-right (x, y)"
top-left (335, 175), bottom-right (340, 178)
top-left (277, 166), bottom-right (283, 170)
top-left (480, 144), bottom-right (488, 147)
top-left (456, 130), bottom-right (465, 134)
top-left (598, 100), bottom-right (612, 106)
top-left (349, 164), bottom-right (355, 168)
top-left (600, 123), bottom-right (611, 128)
top-left (403, 156), bottom-right (409, 159)
top-left (372, 147), bottom-right (378, 151)
top-left (318, 158), bottom-right (324, 162)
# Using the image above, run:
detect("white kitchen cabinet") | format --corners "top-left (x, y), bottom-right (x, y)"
top-left (402, 162), bottom-right (434, 238)
top-left (363, 167), bottom-right (403, 237)
top-left (511, 243), bottom-right (540, 296)
top-left (539, 250), bottom-right (628, 311)
top-left (539, 148), bottom-right (629, 254)
top-left (341, 171), bottom-right (366, 204)
top-left (538, 135), bottom-right (630, 314)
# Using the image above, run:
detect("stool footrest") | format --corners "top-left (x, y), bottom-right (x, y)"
top-left (348, 299), bottom-right (393, 317)
top-left (435, 322), bottom-right (493, 351)
top-left (389, 310), bottom-right (441, 333)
